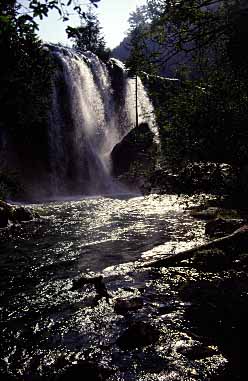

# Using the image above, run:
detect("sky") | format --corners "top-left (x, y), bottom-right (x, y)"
top-left (38, 0), bottom-right (146, 49)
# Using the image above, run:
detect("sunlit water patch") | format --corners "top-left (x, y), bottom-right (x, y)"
top-left (0, 194), bottom-right (227, 380)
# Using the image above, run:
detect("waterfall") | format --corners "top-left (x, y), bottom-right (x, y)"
top-left (47, 44), bottom-right (157, 197)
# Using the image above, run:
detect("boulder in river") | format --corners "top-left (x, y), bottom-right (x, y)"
top-left (114, 297), bottom-right (144, 315)
top-left (0, 199), bottom-right (38, 227)
top-left (116, 321), bottom-right (160, 350)
top-left (111, 122), bottom-right (157, 178)
top-left (72, 275), bottom-right (110, 304)
top-left (11, 206), bottom-right (34, 223)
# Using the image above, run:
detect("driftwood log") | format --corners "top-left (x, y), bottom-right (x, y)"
top-left (142, 225), bottom-right (248, 268)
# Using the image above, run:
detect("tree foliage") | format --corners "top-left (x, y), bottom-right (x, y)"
top-left (0, 0), bottom-right (102, 197)
top-left (145, 0), bottom-right (248, 75)
top-left (0, 1), bottom-right (101, 35)
top-left (0, 1), bottom-right (53, 163)
top-left (126, 4), bottom-right (160, 76)
top-left (66, 8), bottom-right (110, 60)
top-left (0, 0), bottom-right (103, 131)
top-left (126, 0), bottom-right (248, 172)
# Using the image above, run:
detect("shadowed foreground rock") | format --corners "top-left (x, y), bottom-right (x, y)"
top-left (180, 276), bottom-right (248, 380)
top-left (58, 360), bottom-right (113, 381)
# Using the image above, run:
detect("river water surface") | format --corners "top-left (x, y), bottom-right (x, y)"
top-left (1, 194), bottom-right (227, 380)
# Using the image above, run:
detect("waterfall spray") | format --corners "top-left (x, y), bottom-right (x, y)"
top-left (47, 45), bottom-right (158, 196)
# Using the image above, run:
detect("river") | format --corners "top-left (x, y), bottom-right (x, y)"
top-left (0, 194), bottom-right (227, 380)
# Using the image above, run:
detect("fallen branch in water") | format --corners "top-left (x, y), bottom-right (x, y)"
top-left (142, 225), bottom-right (248, 268)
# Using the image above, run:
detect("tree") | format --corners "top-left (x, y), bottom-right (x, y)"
top-left (143, 0), bottom-right (248, 75)
top-left (128, 4), bottom-right (149, 29)
top-left (0, 1), bottom-right (102, 40)
top-left (0, 0), bottom-right (53, 141)
top-left (0, 0), bottom-right (103, 198)
top-left (124, 0), bottom-right (248, 177)
top-left (126, 4), bottom-right (160, 75)
top-left (66, 8), bottom-right (110, 60)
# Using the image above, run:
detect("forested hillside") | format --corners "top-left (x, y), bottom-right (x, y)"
top-left (115, 0), bottom-right (248, 202)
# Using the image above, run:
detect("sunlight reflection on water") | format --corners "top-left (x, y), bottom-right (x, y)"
top-left (29, 193), bottom-right (206, 271)
top-left (0, 193), bottom-right (213, 380)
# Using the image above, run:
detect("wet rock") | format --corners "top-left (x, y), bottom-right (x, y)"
top-left (177, 344), bottom-right (217, 360)
top-left (11, 206), bottom-right (34, 222)
top-left (0, 200), bottom-right (38, 226)
top-left (149, 161), bottom-right (235, 195)
top-left (116, 321), bottom-right (160, 350)
top-left (0, 374), bottom-right (16, 381)
top-left (180, 277), bottom-right (248, 357)
top-left (114, 297), bottom-right (144, 315)
top-left (0, 200), bottom-right (13, 228)
top-left (0, 206), bottom-right (8, 228)
top-left (205, 218), bottom-right (244, 238)
top-left (135, 352), bottom-right (168, 373)
top-left (235, 253), bottom-right (248, 269)
top-left (111, 122), bottom-right (157, 178)
top-left (72, 275), bottom-right (102, 290)
top-left (58, 360), bottom-right (113, 381)
top-left (157, 304), bottom-right (177, 315)
top-left (190, 248), bottom-right (231, 272)
top-left (94, 276), bottom-right (109, 297)
top-left (54, 356), bottom-right (70, 371)
top-left (0, 359), bottom-right (16, 380)
top-left (107, 58), bottom-right (126, 102)
top-left (72, 275), bottom-right (110, 303)
top-left (0, 200), bottom-right (12, 212)
top-left (149, 168), bottom-right (180, 194)
top-left (231, 224), bottom-right (248, 250)
top-left (190, 207), bottom-right (220, 220)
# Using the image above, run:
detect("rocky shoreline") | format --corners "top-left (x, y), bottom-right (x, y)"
top-left (0, 200), bottom-right (39, 228)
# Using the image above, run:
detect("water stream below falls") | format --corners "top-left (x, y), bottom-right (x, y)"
top-left (0, 195), bottom-right (228, 380)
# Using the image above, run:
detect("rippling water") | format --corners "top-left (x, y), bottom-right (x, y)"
top-left (1, 194), bottom-right (223, 380)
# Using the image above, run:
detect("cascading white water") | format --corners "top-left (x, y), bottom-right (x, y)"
top-left (48, 45), bottom-right (157, 196)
